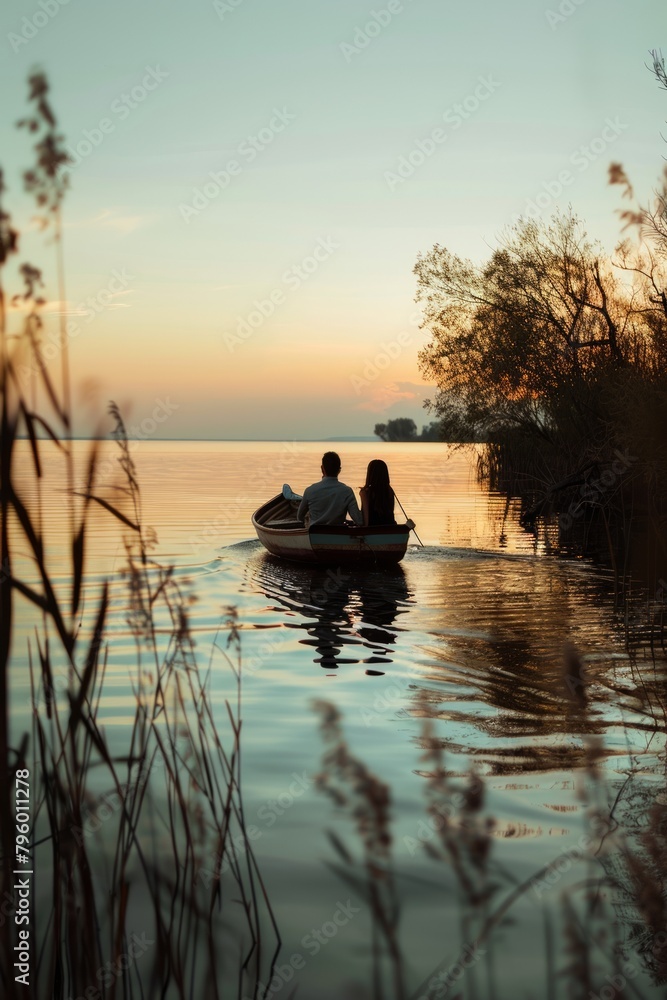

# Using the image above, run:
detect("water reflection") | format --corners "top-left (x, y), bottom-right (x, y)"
top-left (245, 555), bottom-right (414, 671)
top-left (412, 554), bottom-right (666, 773)
top-left (239, 546), bottom-right (667, 771)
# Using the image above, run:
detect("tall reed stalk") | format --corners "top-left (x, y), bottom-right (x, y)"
top-left (1, 74), bottom-right (279, 1000)
top-left (312, 651), bottom-right (667, 999)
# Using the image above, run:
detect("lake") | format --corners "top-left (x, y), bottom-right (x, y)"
top-left (8, 440), bottom-right (666, 999)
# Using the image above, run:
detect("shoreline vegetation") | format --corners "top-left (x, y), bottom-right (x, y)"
top-left (1, 76), bottom-right (280, 1000)
top-left (406, 53), bottom-right (667, 612)
top-left (374, 418), bottom-right (447, 442)
top-left (1, 68), bottom-right (666, 1000)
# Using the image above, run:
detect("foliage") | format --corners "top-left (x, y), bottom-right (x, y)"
top-left (313, 667), bottom-right (667, 1000)
top-left (415, 53), bottom-right (667, 470)
top-left (413, 52), bottom-right (667, 590)
top-left (415, 210), bottom-right (667, 451)
top-left (374, 418), bottom-right (447, 441)
top-left (374, 417), bottom-right (418, 442)
top-left (1, 74), bottom-right (279, 1000)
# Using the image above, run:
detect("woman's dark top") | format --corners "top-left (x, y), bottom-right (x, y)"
top-left (364, 487), bottom-right (396, 526)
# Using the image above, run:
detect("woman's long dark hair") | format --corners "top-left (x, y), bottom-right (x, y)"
top-left (364, 459), bottom-right (394, 522)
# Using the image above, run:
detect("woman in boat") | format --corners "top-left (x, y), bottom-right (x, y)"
top-left (360, 459), bottom-right (396, 526)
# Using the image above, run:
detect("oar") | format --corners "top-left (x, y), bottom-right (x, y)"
top-left (394, 492), bottom-right (424, 547)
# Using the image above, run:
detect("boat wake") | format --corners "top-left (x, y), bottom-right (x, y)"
top-left (218, 538), bottom-right (541, 565)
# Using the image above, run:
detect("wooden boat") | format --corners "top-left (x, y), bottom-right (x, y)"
top-left (252, 494), bottom-right (412, 566)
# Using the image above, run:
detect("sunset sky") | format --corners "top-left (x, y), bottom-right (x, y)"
top-left (0, 0), bottom-right (665, 439)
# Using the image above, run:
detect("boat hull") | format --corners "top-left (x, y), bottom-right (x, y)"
top-left (252, 495), bottom-right (410, 566)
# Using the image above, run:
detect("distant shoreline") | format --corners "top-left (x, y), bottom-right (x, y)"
top-left (16, 436), bottom-right (454, 443)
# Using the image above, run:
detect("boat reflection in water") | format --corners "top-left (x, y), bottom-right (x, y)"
top-left (246, 554), bottom-right (414, 671)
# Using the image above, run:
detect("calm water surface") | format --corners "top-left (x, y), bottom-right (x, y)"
top-left (10, 441), bottom-right (666, 998)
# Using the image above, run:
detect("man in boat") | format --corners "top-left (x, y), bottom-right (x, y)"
top-left (297, 452), bottom-right (363, 527)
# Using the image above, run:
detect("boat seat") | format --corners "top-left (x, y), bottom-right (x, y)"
top-left (266, 519), bottom-right (304, 529)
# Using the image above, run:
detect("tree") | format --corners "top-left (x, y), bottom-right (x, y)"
top-left (608, 51), bottom-right (667, 328)
top-left (373, 418), bottom-right (418, 441)
top-left (414, 211), bottom-right (662, 448)
top-left (420, 421), bottom-right (442, 441)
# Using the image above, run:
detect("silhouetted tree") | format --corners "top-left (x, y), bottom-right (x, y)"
top-left (608, 51), bottom-right (667, 322)
top-left (419, 421), bottom-right (442, 441)
top-left (415, 211), bottom-right (666, 449)
top-left (373, 418), bottom-right (418, 441)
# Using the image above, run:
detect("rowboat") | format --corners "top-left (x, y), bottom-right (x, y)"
top-left (251, 492), bottom-right (413, 566)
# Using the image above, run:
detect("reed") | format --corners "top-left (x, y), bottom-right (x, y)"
top-left (1, 74), bottom-right (279, 1000)
top-left (312, 698), bottom-right (405, 1000)
top-left (312, 643), bottom-right (667, 999)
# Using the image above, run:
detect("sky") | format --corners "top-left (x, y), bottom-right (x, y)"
top-left (0, 0), bottom-right (665, 439)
